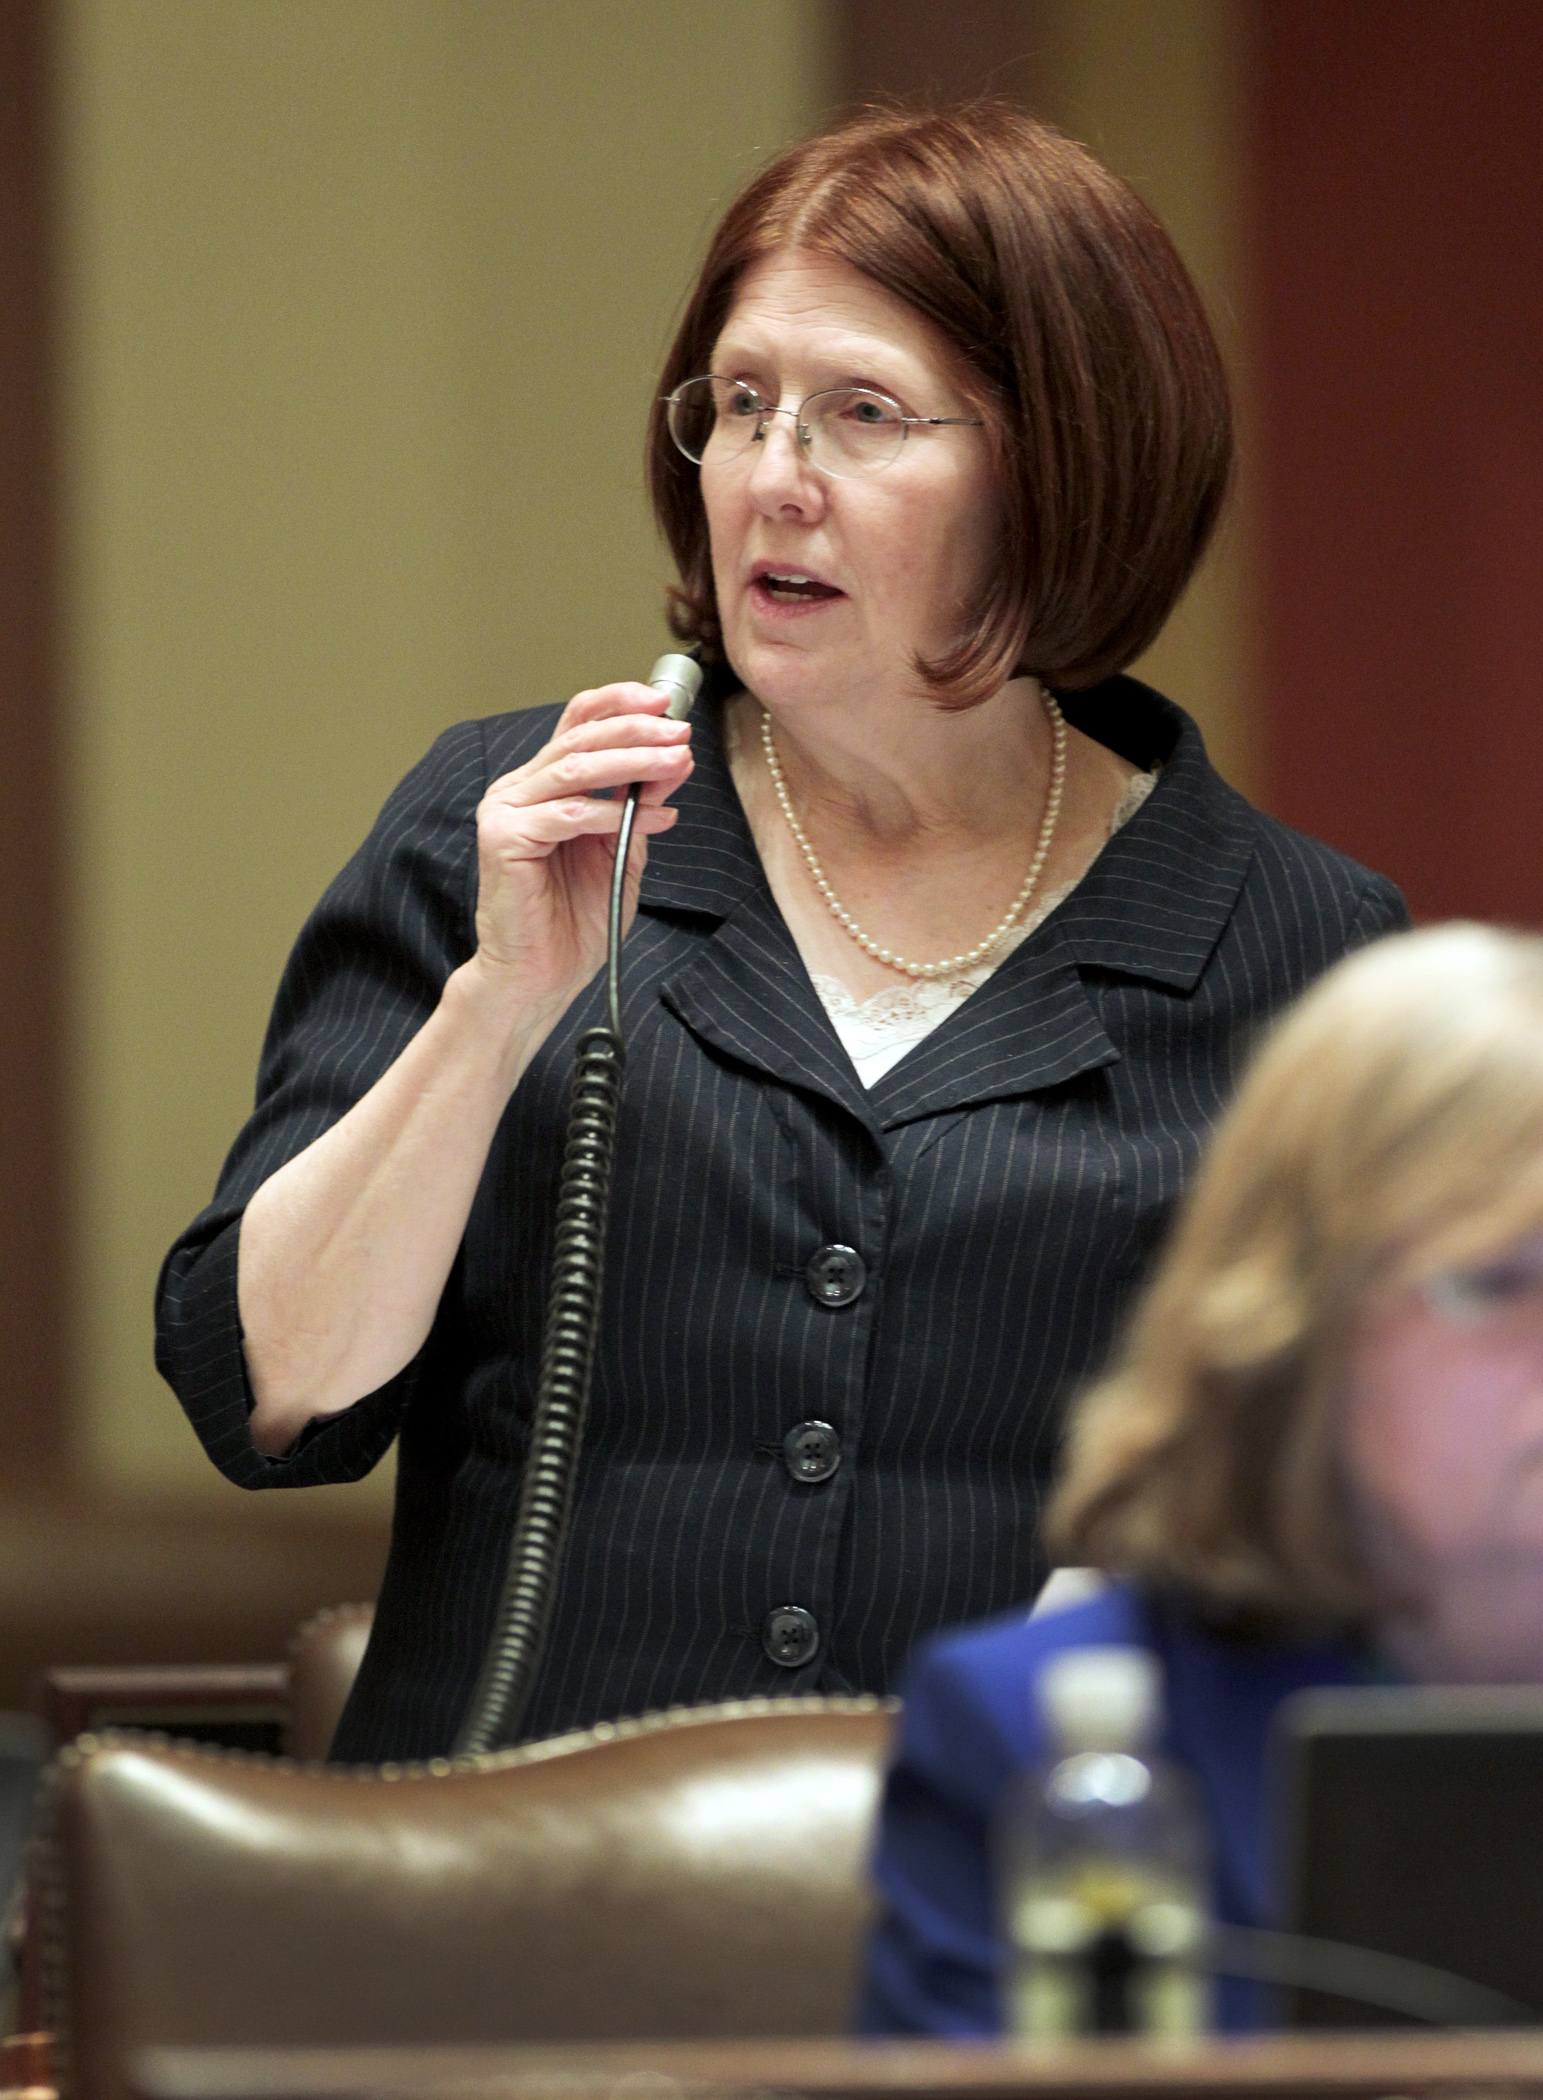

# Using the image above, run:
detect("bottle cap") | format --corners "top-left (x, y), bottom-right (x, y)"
top-left (1036, 1645), bottom-right (1162, 1752)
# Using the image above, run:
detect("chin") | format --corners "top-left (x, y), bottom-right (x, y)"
top-left (723, 626), bottom-right (846, 710)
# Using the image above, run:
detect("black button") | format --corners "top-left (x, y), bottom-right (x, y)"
top-left (805, 1243), bottom-right (866, 1308)
top-left (783, 1419), bottom-right (842, 1484)
top-left (762, 1605), bottom-right (820, 1669)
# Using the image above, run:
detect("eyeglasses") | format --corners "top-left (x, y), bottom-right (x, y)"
top-left (664, 375), bottom-right (984, 480)
top-left (1422, 1243), bottom-right (1543, 1338)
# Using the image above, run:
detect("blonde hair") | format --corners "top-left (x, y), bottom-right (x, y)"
top-left (1049, 925), bottom-right (1543, 1633)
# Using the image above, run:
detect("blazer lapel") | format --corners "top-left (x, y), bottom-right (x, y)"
top-left (636, 669), bottom-right (1255, 1135)
top-left (870, 916), bottom-right (1120, 1128)
top-left (1053, 678), bottom-right (1257, 990)
top-left (870, 681), bottom-right (1258, 1125)
top-left (638, 679), bottom-right (881, 1135)
top-left (658, 888), bottom-right (881, 1134)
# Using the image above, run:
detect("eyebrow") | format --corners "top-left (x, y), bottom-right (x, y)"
top-left (710, 323), bottom-right (926, 382)
top-left (707, 343), bottom-right (931, 413)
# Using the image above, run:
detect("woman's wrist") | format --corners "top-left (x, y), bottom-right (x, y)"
top-left (442, 948), bottom-right (572, 1097)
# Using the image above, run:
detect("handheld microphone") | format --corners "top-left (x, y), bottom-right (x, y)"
top-left (454, 652), bottom-right (702, 1757)
top-left (605, 655), bottom-right (703, 1032)
top-left (647, 651), bottom-right (703, 723)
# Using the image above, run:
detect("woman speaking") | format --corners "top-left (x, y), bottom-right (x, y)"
top-left (156, 104), bottom-right (1405, 1761)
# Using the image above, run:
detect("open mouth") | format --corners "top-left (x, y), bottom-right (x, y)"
top-left (753, 569), bottom-right (843, 604)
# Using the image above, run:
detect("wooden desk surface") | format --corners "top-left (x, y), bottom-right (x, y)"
top-left (129, 2030), bottom-right (1543, 2100)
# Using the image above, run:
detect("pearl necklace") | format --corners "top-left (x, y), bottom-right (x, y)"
top-left (759, 686), bottom-right (1068, 981)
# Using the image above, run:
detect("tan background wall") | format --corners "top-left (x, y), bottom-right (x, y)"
top-left (58, 0), bottom-right (832, 1515)
top-left (1044, 0), bottom-right (1255, 800)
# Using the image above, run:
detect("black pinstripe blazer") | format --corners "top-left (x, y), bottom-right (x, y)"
top-left (155, 669), bottom-right (1407, 1760)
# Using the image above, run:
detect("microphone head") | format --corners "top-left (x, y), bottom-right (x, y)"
top-left (647, 653), bottom-right (704, 721)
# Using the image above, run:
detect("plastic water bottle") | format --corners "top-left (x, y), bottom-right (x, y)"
top-left (995, 1645), bottom-right (1212, 2038)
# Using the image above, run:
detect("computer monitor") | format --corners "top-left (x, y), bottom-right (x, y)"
top-left (1275, 1683), bottom-right (1543, 2027)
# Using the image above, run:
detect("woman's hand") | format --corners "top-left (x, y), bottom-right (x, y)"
top-left (468, 681), bottom-right (694, 1016)
top-left (238, 679), bottom-right (693, 1455)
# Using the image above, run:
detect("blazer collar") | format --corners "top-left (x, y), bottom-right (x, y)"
top-left (1050, 678), bottom-right (1257, 992)
top-left (638, 666), bottom-right (1255, 1123)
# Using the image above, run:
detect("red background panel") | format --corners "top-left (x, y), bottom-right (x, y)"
top-left (1255, 0), bottom-right (1543, 923)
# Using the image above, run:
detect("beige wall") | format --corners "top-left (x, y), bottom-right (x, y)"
top-left (59, 0), bottom-right (831, 1508)
top-left (1030, 0), bottom-right (1256, 795)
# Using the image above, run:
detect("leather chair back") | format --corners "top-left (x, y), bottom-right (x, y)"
top-left (283, 1602), bottom-right (374, 1762)
top-left (39, 1697), bottom-right (893, 2100)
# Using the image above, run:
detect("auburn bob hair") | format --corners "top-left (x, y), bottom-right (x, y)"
top-left (646, 102), bottom-right (1233, 707)
top-left (1047, 925), bottom-right (1543, 1635)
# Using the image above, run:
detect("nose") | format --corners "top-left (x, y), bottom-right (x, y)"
top-left (749, 402), bottom-right (803, 446)
top-left (746, 404), bottom-right (823, 515)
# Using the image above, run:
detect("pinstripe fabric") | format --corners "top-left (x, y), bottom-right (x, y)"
top-left (155, 669), bottom-right (1408, 1759)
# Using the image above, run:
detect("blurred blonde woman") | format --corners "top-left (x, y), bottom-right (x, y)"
top-left (861, 924), bottom-right (1543, 2034)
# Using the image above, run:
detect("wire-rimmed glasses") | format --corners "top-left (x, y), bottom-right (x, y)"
top-left (664, 375), bottom-right (983, 480)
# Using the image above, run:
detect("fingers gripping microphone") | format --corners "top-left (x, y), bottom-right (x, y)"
top-left (454, 653), bottom-right (702, 1756)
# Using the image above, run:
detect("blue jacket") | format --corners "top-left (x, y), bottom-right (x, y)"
top-left (858, 1584), bottom-right (1368, 2033)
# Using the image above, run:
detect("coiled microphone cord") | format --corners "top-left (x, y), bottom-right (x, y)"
top-left (454, 655), bottom-right (702, 1756)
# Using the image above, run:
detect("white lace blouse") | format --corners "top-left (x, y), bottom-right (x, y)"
top-left (811, 769), bottom-right (1159, 1087)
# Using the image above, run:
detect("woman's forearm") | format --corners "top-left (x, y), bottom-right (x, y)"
top-left (236, 681), bottom-right (692, 1458)
top-left (238, 955), bottom-right (563, 1455)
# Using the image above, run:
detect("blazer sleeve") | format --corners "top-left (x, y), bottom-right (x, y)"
top-left (153, 719), bottom-right (490, 1491)
top-left (857, 1636), bottom-right (1018, 2036)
